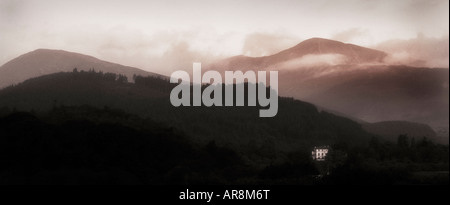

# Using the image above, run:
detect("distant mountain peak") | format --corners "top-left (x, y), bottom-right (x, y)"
top-left (33, 48), bottom-right (66, 52)
top-left (290, 37), bottom-right (349, 51)
top-left (16, 49), bottom-right (105, 65)
top-left (299, 37), bottom-right (340, 44)
top-left (24, 48), bottom-right (85, 56)
top-left (273, 37), bottom-right (387, 63)
top-left (0, 49), bottom-right (164, 88)
top-left (207, 37), bottom-right (388, 71)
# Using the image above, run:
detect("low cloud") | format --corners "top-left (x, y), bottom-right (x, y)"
top-left (332, 28), bottom-right (368, 43)
top-left (147, 41), bottom-right (223, 75)
top-left (376, 34), bottom-right (449, 68)
top-left (91, 28), bottom-right (229, 76)
top-left (242, 32), bottom-right (301, 57)
top-left (0, 26), bottom-right (232, 76)
top-left (275, 54), bottom-right (348, 70)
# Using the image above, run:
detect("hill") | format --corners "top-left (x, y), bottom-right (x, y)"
top-left (0, 49), bottom-right (163, 88)
top-left (0, 71), bottom-right (373, 158)
top-left (207, 38), bottom-right (387, 72)
top-left (0, 71), bottom-right (447, 185)
top-left (206, 38), bottom-right (449, 129)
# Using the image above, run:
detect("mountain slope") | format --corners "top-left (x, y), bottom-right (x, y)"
top-left (282, 65), bottom-right (449, 127)
top-left (206, 38), bottom-right (449, 129)
top-left (0, 71), bottom-right (374, 153)
top-left (0, 49), bottom-right (164, 88)
top-left (207, 38), bottom-right (387, 71)
top-left (269, 37), bottom-right (387, 65)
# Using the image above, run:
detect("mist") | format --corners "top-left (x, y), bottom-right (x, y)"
top-left (242, 32), bottom-right (301, 57)
top-left (274, 54), bottom-right (349, 70)
top-left (377, 34), bottom-right (449, 68)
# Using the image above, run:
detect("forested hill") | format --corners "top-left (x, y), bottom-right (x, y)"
top-left (0, 70), bottom-right (447, 185)
top-left (0, 70), bottom-right (372, 153)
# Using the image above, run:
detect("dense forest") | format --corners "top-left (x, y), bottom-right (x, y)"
top-left (0, 70), bottom-right (448, 185)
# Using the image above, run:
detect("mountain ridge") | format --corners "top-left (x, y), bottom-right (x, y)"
top-left (206, 38), bottom-right (448, 129)
top-left (0, 49), bottom-right (164, 88)
top-left (271, 37), bottom-right (387, 64)
top-left (0, 70), bottom-right (444, 145)
top-left (207, 37), bottom-right (387, 71)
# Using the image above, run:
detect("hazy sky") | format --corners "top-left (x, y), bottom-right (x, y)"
top-left (1, 0), bottom-right (448, 74)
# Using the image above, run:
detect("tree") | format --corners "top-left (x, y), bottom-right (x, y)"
top-left (104, 73), bottom-right (117, 81)
top-left (117, 74), bottom-right (128, 83)
top-left (410, 137), bottom-right (416, 147)
top-left (397, 134), bottom-right (409, 148)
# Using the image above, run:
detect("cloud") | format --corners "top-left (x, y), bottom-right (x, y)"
top-left (0, 0), bottom-right (24, 26)
top-left (0, 17), bottom-right (242, 76)
top-left (332, 28), bottom-right (368, 43)
top-left (5, 26), bottom-right (228, 76)
top-left (147, 40), bottom-right (222, 75)
top-left (242, 32), bottom-right (301, 57)
top-left (376, 34), bottom-right (449, 68)
top-left (275, 54), bottom-right (348, 70)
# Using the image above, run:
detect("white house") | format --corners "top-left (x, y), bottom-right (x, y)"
top-left (312, 146), bottom-right (329, 161)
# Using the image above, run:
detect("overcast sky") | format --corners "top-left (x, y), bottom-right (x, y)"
top-left (1, 0), bottom-right (448, 74)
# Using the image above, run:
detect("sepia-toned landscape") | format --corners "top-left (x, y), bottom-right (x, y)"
top-left (0, 0), bottom-right (448, 186)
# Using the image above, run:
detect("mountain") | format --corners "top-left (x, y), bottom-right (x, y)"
top-left (270, 37), bottom-right (387, 64)
top-left (0, 68), bottom-right (447, 185)
top-left (0, 71), bottom-right (374, 153)
top-left (0, 49), bottom-right (163, 88)
top-left (207, 38), bottom-right (387, 71)
top-left (206, 38), bottom-right (449, 130)
top-left (294, 66), bottom-right (449, 127)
